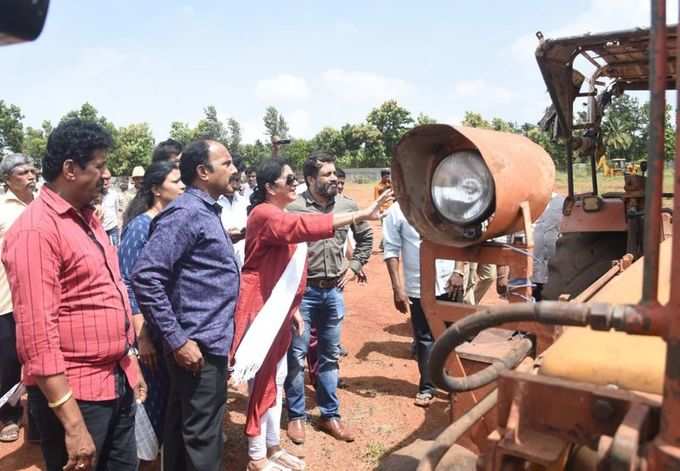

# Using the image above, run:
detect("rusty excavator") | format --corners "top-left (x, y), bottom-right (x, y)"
top-left (389, 1), bottom-right (680, 469)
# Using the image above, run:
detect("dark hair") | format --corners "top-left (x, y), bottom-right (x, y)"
top-left (122, 160), bottom-right (177, 229)
top-left (245, 166), bottom-right (256, 175)
top-left (336, 167), bottom-right (346, 179)
top-left (42, 119), bottom-right (113, 182)
top-left (179, 140), bottom-right (212, 186)
top-left (303, 150), bottom-right (336, 186)
top-left (232, 154), bottom-right (245, 173)
top-left (152, 138), bottom-right (183, 163)
top-left (381, 168), bottom-right (391, 177)
top-left (248, 158), bottom-right (288, 213)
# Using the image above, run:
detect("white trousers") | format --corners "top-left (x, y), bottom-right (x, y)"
top-left (247, 357), bottom-right (288, 460)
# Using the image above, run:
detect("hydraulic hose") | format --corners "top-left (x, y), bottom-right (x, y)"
top-left (429, 302), bottom-right (594, 393)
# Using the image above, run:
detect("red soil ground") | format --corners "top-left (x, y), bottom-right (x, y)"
top-left (0, 183), bottom-right (456, 471)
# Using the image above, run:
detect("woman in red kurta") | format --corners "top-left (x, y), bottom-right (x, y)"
top-left (230, 158), bottom-right (390, 471)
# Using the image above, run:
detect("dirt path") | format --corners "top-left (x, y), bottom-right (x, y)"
top-left (0, 183), bottom-right (450, 471)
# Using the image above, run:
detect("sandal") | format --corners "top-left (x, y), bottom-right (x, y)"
top-left (0, 423), bottom-right (19, 442)
top-left (246, 459), bottom-right (291, 471)
top-left (414, 392), bottom-right (434, 408)
top-left (269, 449), bottom-right (305, 471)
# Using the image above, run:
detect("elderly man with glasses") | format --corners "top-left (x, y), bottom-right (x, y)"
top-left (0, 153), bottom-right (36, 442)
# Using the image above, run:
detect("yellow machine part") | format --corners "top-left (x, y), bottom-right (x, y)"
top-left (540, 240), bottom-right (670, 394)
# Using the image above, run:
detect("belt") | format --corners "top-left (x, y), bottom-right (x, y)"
top-left (307, 277), bottom-right (339, 289)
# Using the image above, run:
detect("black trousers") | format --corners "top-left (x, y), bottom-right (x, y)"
top-left (0, 313), bottom-right (22, 424)
top-left (163, 352), bottom-right (227, 471)
top-left (408, 298), bottom-right (436, 395)
top-left (27, 373), bottom-right (137, 471)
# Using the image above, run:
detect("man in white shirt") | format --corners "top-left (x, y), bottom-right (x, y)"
top-left (242, 166), bottom-right (257, 201)
top-left (100, 168), bottom-right (120, 246)
top-left (532, 193), bottom-right (565, 300)
top-left (0, 153), bottom-right (36, 442)
top-left (383, 202), bottom-right (456, 407)
top-left (218, 172), bottom-right (248, 268)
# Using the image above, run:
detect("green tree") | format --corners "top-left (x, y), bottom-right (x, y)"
top-left (491, 117), bottom-right (518, 133)
top-left (525, 124), bottom-right (567, 169)
top-left (241, 139), bottom-right (270, 167)
top-left (415, 113), bottom-right (437, 125)
top-left (601, 115), bottom-right (633, 159)
top-left (263, 107), bottom-right (289, 140)
top-left (61, 102), bottom-right (116, 134)
top-left (227, 118), bottom-right (242, 154)
top-left (312, 127), bottom-right (345, 158)
top-left (461, 111), bottom-right (490, 129)
top-left (169, 121), bottom-right (196, 146)
top-left (284, 138), bottom-right (313, 170)
top-left (22, 120), bottom-right (52, 166)
top-left (108, 123), bottom-right (154, 176)
top-left (339, 123), bottom-right (385, 167)
top-left (367, 100), bottom-right (413, 157)
top-left (0, 100), bottom-right (25, 153)
top-left (195, 105), bottom-right (228, 145)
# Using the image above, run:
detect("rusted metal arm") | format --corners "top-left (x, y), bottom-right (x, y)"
top-left (416, 389), bottom-right (498, 471)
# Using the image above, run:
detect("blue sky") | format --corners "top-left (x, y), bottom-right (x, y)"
top-left (1, 0), bottom-right (672, 143)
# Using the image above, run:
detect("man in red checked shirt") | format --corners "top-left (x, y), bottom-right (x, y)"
top-left (1, 118), bottom-right (146, 471)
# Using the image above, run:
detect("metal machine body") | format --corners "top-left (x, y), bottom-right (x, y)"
top-left (417, 2), bottom-right (680, 469)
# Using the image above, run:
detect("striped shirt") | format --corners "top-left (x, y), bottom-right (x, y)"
top-left (1, 186), bottom-right (137, 401)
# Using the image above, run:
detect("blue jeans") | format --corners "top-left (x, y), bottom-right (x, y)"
top-left (285, 286), bottom-right (344, 420)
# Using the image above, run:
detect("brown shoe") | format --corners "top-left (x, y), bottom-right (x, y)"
top-left (318, 418), bottom-right (355, 442)
top-left (287, 418), bottom-right (305, 445)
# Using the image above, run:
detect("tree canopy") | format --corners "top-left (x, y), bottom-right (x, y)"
top-left (2, 95), bottom-right (671, 174)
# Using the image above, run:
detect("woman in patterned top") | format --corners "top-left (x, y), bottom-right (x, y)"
top-left (118, 160), bottom-right (185, 462)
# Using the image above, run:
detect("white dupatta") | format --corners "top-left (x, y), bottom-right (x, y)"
top-left (231, 243), bottom-right (308, 384)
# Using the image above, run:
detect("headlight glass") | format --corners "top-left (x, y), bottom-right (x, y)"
top-left (431, 150), bottom-right (495, 225)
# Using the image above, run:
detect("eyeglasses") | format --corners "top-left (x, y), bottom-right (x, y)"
top-left (284, 174), bottom-right (297, 186)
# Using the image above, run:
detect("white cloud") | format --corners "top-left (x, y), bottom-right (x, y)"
top-left (240, 118), bottom-right (266, 144)
top-left (321, 69), bottom-right (413, 104)
top-left (452, 79), bottom-right (515, 103)
top-left (255, 74), bottom-right (310, 102)
top-left (287, 109), bottom-right (312, 138)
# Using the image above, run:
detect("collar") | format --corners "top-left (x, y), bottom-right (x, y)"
top-left (302, 190), bottom-right (335, 209)
top-left (187, 186), bottom-right (221, 212)
top-left (40, 185), bottom-right (78, 216)
top-left (39, 185), bottom-right (97, 223)
top-left (3, 188), bottom-right (29, 207)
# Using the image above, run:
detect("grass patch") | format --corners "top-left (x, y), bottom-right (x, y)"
top-left (363, 441), bottom-right (388, 464)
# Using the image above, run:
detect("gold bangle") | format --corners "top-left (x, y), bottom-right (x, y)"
top-left (48, 390), bottom-right (73, 409)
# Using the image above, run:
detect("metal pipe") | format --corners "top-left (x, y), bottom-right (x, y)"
top-left (429, 301), bottom-right (662, 393)
top-left (416, 389), bottom-right (498, 471)
top-left (657, 2), bottom-right (680, 455)
top-left (429, 302), bottom-right (592, 393)
top-left (589, 150), bottom-right (599, 195)
top-left (566, 131), bottom-right (575, 199)
top-left (641, 0), bottom-right (666, 303)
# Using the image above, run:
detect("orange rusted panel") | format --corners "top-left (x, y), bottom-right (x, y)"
top-left (560, 197), bottom-right (627, 233)
top-left (393, 124), bottom-right (555, 247)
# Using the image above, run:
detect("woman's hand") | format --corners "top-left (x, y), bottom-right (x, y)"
top-left (292, 310), bottom-right (305, 337)
top-left (360, 189), bottom-right (393, 221)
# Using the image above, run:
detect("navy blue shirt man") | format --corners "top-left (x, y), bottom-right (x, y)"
top-left (133, 139), bottom-right (239, 471)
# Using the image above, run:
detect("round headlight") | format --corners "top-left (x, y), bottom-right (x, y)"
top-left (431, 150), bottom-right (495, 225)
